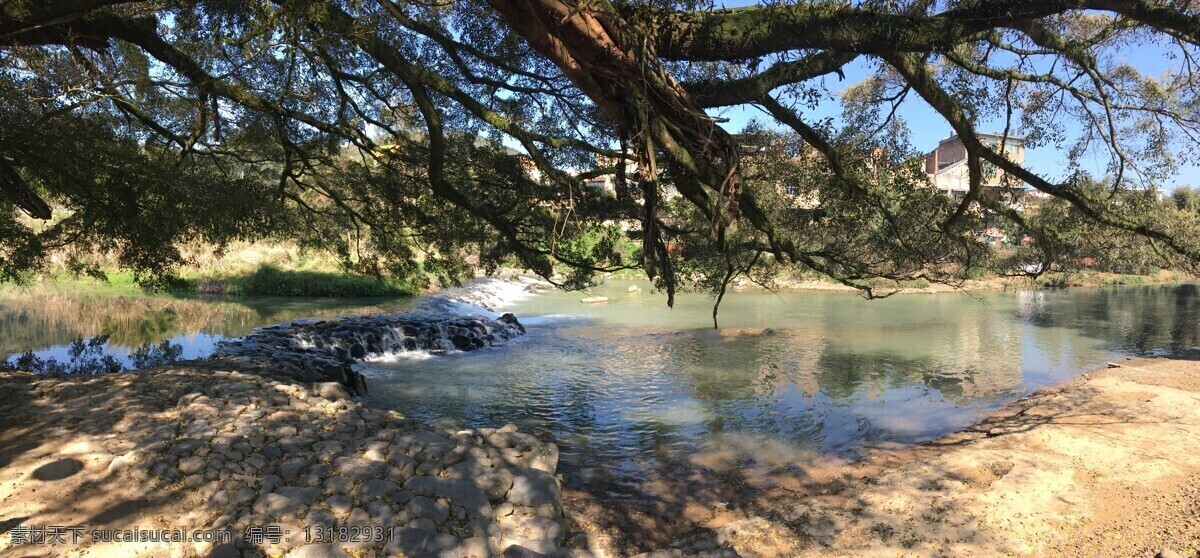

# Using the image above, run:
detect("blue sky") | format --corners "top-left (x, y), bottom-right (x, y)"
top-left (697, 4), bottom-right (1200, 190)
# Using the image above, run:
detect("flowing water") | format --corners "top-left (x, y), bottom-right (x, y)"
top-left (363, 281), bottom-right (1200, 500)
top-left (4, 281), bottom-right (1200, 502)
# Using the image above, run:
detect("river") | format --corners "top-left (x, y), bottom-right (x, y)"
top-left (3, 281), bottom-right (1199, 503)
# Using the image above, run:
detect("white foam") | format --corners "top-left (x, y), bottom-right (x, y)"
top-left (416, 276), bottom-right (547, 317)
top-left (363, 350), bottom-right (439, 362)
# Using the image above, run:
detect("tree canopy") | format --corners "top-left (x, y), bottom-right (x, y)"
top-left (4, 0), bottom-right (1200, 303)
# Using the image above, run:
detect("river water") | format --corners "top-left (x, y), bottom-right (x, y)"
top-left (3, 281), bottom-right (1199, 501)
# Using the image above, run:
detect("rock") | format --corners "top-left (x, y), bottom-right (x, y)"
top-left (305, 509), bottom-right (337, 532)
top-left (349, 343), bottom-right (366, 359)
top-left (285, 544), bottom-right (350, 558)
top-left (207, 542), bottom-right (241, 558)
top-left (500, 515), bottom-right (564, 547)
top-left (332, 457), bottom-right (385, 482)
top-left (322, 476), bottom-right (353, 495)
top-left (366, 500), bottom-right (395, 523)
top-left (477, 469), bottom-right (515, 501)
top-left (390, 490), bottom-right (415, 505)
top-left (405, 476), bottom-right (491, 517)
top-left (525, 443), bottom-right (559, 474)
top-left (383, 527), bottom-right (459, 557)
top-left (326, 494), bottom-right (353, 514)
top-left (279, 457), bottom-right (309, 482)
top-left (489, 431), bottom-right (540, 453)
top-left (508, 469), bottom-right (560, 517)
top-left (405, 495), bottom-right (449, 523)
top-left (179, 456), bottom-right (206, 475)
top-left (502, 544), bottom-right (554, 558)
top-left (498, 313), bottom-right (526, 333)
top-left (252, 486), bottom-right (321, 518)
top-left (313, 383), bottom-right (347, 401)
top-left (630, 551), bottom-right (684, 558)
top-left (393, 431), bottom-right (454, 454)
top-left (357, 478), bottom-right (398, 500)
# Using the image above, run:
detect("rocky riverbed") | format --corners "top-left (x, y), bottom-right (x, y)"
top-left (0, 359), bottom-right (578, 557)
top-left (213, 311), bottom-right (527, 396)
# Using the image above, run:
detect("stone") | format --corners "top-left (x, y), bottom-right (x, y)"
top-left (501, 515), bottom-right (564, 547)
top-left (405, 496), bottom-right (449, 523)
top-left (305, 509), bottom-right (337, 532)
top-left (383, 527), bottom-right (459, 557)
top-left (326, 494), bottom-right (353, 514)
top-left (405, 476), bottom-right (490, 517)
top-left (525, 443), bottom-right (559, 474)
top-left (252, 486), bottom-right (322, 518)
top-left (279, 457), bottom-right (309, 482)
top-left (179, 457), bottom-right (206, 475)
top-left (488, 431), bottom-right (540, 453)
top-left (629, 551), bottom-right (684, 558)
top-left (366, 500), bottom-right (395, 523)
top-left (508, 469), bottom-right (560, 517)
top-left (357, 478), bottom-right (398, 500)
top-left (322, 476), bottom-right (353, 495)
top-left (285, 544), bottom-right (350, 558)
top-left (477, 469), bottom-right (515, 501)
top-left (332, 457), bottom-right (385, 482)
top-left (313, 382), bottom-right (349, 401)
top-left (393, 431), bottom-right (454, 454)
top-left (207, 542), bottom-right (241, 558)
top-left (502, 544), bottom-right (555, 558)
top-left (494, 502), bottom-right (515, 517)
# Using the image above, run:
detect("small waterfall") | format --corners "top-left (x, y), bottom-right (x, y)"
top-left (212, 277), bottom-right (542, 394)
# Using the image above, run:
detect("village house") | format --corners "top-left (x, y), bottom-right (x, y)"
top-left (925, 132), bottom-right (1027, 202)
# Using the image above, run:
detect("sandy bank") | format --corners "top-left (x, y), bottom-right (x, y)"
top-left (3, 356), bottom-right (1200, 557)
top-left (568, 356), bottom-right (1200, 557)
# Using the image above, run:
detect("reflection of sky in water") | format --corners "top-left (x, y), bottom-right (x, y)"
top-left (365, 282), bottom-right (1200, 500)
top-left (0, 288), bottom-right (411, 369)
top-left (12, 332), bottom-right (228, 370)
top-left (5, 282), bottom-right (1199, 500)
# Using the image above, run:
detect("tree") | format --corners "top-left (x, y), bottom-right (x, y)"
top-left (1173, 186), bottom-right (1200, 214)
top-left (3, 0), bottom-right (1200, 305)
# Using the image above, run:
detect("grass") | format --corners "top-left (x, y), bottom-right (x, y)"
top-left (183, 265), bottom-right (416, 297)
top-left (10, 241), bottom-right (421, 298)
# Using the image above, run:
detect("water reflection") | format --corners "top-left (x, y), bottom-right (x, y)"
top-left (367, 282), bottom-right (1200, 502)
top-left (4, 282), bottom-right (1198, 503)
top-left (0, 286), bottom-right (411, 368)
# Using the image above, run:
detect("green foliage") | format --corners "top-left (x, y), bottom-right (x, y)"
top-left (203, 265), bottom-right (416, 297)
top-left (4, 0), bottom-right (1200, 309)
top-left (1013, 176), bottom-right (1200, 277)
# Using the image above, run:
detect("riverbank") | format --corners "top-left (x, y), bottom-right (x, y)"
top-left (565, 355), bottom-right (1200, 557)
top-left (0, 360), bottom-right (572, 557)
top-left (748, 268), bottom-right (1192, 295)
top-left (2, 358), bottom-right (1197, 557)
